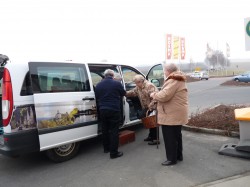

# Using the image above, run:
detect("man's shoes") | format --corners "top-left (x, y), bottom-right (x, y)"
top-left (104, 149), bottom-right (110, 153)
top-left (177, 156), bottom-right (183, 161)
top-left (161, 160), bottom-right (177, 166)
top-left (148, 140), bottom-right (160, 145)
top-left (144, 137), bottom-right (153, 141)
top-left (110, 151), bottom-right (123, 159)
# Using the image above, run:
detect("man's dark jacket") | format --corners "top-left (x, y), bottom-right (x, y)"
top-left (95, 76), bottom-right (126, 111)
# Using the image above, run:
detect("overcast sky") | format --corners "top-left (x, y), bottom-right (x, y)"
top-left (0, 0), bottom-right (249, 65)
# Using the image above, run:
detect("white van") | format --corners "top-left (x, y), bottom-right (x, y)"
top-left (0, 60), bottom-right (148, 162)
top-left (190, 71), bottom-right (209, 80)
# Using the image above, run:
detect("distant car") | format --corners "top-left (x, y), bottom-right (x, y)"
top-left (233, 72), bottom-right (250, 82)
top-left (190, 71), bottom-right (209, 80)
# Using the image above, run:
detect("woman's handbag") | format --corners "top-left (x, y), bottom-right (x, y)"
top-left (141, 110), bottom-right (159, 129)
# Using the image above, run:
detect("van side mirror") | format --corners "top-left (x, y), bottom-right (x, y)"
top-left (0, 54), bottom-right (9, 67)
top-left (125, 82), bottom-right (136, 91)
top-left (151, 79), bottom-right (160, 87)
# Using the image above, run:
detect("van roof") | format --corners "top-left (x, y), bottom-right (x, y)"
top-left (7, 59), bottom-right (132, 66)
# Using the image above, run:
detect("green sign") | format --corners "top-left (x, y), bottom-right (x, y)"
top-left (246, 21), bottom-right (250, 37)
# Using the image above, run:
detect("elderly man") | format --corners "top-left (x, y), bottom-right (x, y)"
top-left (95, 69), bottom-right (126, 159)
top-left (150, 63), bottom-right (188, 166)
top-left (126, 74), bottom-right (159, 145)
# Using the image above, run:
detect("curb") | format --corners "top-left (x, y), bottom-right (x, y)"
top-left (194, 172), bottom-right (250, 187)
top-left (182, 125), bottom-right (239, 137)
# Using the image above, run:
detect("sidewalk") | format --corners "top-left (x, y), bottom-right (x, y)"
top-left (183, 125), bottom-right (249, 187)
top-left (196, 172), bottom-right (250, 187)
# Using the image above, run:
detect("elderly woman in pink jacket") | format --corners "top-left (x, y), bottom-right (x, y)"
top-left (150, 63), bottom-right (188, 166)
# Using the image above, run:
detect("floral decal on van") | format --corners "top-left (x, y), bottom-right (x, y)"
top-left (10, 105), bottom-right (37, 132)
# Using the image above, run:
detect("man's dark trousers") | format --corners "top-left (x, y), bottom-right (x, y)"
top-left (100, 109), bottom-right (121, 155)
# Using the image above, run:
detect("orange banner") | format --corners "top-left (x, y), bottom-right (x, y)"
top-left (166, 34), bottom-right (172, 60)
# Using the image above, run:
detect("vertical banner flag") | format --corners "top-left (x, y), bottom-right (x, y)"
top-left (206, 43), bottom-right (213, 58)
top-left (245, 17), bottom-right (250, 51)
top-left (173, 36), bottom-right (179, 60)
top-left (180, 37), bottom-right (185, 60)
top-left (226, 43), bottom-right (230, 57)
top-left (166, 34), bottom-right (172, 60)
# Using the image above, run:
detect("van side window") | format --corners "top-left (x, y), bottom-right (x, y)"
top-left (20, 72), bottom-right (33, 96)
top-left (146, 64), bottom-right (164, 87)
top-left (30, 63), bottom-right (90, 93)
top-left (88, 64), bottom-right (120, 87)
top-left (121, 66), bottom-right (143, 91)
top-left (121, 67), bottom-right (139, 83)
top-left (90, 72), bottom-right (103, 87)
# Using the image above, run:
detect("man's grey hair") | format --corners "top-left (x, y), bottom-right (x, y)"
top-left (133, 74), bottom-right (145, 82)
top-left (164, 63), bottom-right (178, 73)
top-left (104, 69), bottom-right (115, 77)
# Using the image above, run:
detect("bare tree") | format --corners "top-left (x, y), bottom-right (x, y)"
top-left (189, 57), bottom-right (195, 72)
top-left (205, 49), bottom-right (230, 69)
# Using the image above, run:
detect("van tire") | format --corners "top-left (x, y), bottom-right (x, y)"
top-left (46, 142), bottom-right (80, 163)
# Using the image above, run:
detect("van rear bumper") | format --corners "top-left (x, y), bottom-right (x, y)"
top-left (0, 129), bottom-right (40, 157)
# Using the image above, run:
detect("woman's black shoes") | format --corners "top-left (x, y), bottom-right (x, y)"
top-left (148, 140), bottom-right (160, 145)
top-left (144, 137), bottom-right (153, 141)
top-left (161, 160), bottom-right (177, 166)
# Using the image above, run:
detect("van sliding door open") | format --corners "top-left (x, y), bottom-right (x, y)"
top-left (28, 62), bottom-right (98, 151)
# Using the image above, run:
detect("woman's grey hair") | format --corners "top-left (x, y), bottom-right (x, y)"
top-left (114, 73), bottom-right (122, 81)
top-left (164, 63), bottom-right (178, 73)
top-left (133, 74), bottom-right (145, 82)
top-left (104, 69), bottom-right (115, 77)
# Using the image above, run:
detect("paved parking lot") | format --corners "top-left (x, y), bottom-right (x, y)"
top-left (0, 125), bottom-right (250, 187)
top-left (1, 77), bottom-right (250, 187)
top-left (67, 125), bottom-right (250, 187)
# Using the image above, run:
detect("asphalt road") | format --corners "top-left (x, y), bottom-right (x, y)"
top-left (188, 77), bottom-right (250, 114)
top-left (0, 77), bottom-right (250, 187)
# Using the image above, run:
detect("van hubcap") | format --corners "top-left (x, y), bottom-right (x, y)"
top-left (54, 143), bottom-right (75, 157)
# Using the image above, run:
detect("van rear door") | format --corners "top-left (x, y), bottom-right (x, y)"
top-left (0, 67), bottom-right (4, 128)
top-left (28, 62), bottom-right (98, 151)
top-left (0, 67), bottom-right (4, 135)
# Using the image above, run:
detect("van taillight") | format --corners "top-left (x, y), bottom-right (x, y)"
top-left (2, 68), bottom-right (13, 127)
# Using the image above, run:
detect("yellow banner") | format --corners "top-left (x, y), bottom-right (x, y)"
top-left (180, 37), bottom-right (185, 60)
top-left (173, 36), bottom-right (179, 59)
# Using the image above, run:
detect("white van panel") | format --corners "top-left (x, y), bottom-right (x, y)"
top-left (34, 92), bottom-right (93, 104)
top-left (39, 125), bottom-right (98, 151)
top-left (7, 63), bottom-right (29, 104)
top-left (3, 125), bottom-right (11, 133)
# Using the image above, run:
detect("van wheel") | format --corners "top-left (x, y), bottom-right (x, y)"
top-left (46, 142), bottom-right (80, 163)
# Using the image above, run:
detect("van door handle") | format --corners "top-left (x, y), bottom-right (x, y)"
top-left (126, 98), bottom-right (132, 102)
top-left (82, 97), bottom-right (95, 101)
